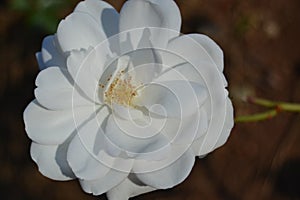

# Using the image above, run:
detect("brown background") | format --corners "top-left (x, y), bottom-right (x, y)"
top-left (1, 0), bottom-right (300, 199)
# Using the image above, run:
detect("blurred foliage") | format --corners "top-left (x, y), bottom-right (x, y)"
top-left (234, 15), bottom-right (251, 37)
top-left (9, 0), bottom-right (77, 33)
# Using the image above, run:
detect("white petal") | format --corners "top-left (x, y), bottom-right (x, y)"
top-left (213, 97), bottom-right (234, 149)
top-left (67, 106), bottom-right (133, 180)
top-left (66, 47), bottom-right (112, 103)
top-left (137, 104), bottom-right (207, 149)
top-left (165, 34), bottom-right (227, 86)
top-left (119, 0), bottom-right (181, 49)
top-left (166, 35), bottom-right (228, 155)
top-left (192, 97), bottom-right (234, 156)
top-left (57, 12), bottom-right (106, 53)
top-left (36, 35), bottom-right (66, 71)
top-left (30, 141), bottom-right (75, 181)
top-left (135, 80), bottom-right (207, 119)
top-left (104, 114), bottom-right (170, 159)
top-left (112, 103), bottom-right (144, 121)
top-left (126, 37), bottom-right (163, 83)
top-left (155, 61), bottom-right (205, 85)
top-left (35, 52), bottom-right (46, 70)
top-left (133, 148), bottom-right (195, 189)
top-left (40, 35), bottom-right (66, 69)
top-left (106, 177), bottom-right (156, 200)
top-left (35, 66), bottom-right (92, 110)
top-left (187, 34), bottom-right (224, 72)
top-left (67, 113), bottom-right (110, 180)
top-left (164, 34), bottom-right (222, 70)
top-left (75, 0), bottom-right (119, 38)
top-left (24, 100), bottom-right (93, 145)
top-left (170, 108), bottom-right (208, 146)
top-left (67, 106), bottom-right (110, 180)
top-left (79, 169), bottom-right (129, 196)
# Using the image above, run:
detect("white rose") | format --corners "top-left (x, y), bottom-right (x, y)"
top-left (24, 0), bottom-right (234, 199)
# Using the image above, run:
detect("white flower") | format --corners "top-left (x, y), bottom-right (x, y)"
top-left (23, 0), bottom-right (234, 199)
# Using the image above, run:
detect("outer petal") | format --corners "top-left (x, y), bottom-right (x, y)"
top-left (24, 100), bottom-right (93, 145)
top-left (79, 169), bottom-right (129, 196)
top-left (106, 178), bottom-right (156, 200)
top-left (163, 34), bottom-right (227, 86)
top-left (165, 35), bottom-right (228, 155)
top-left (36, 52), bottom-right (45, 70)
top-left (119, 0), bottom-right (181, 49)
top-left (125, 33), bottom-right (163, 84)
top-left (167, 108), bottom-right (208, 146)
top-left (213, 97), bottom-right (234, 149)
top-left (67, 106), bottom-right (110, 180)
top-left (187, 34), bottom-right (224, 72)
top-left (39, 35), bottom-right (66, 70)
top-left (30, 141), bottom-right (75, 181)
top-left (67, 113), bottom-right (110, 181)
top-left (135, 80), bottom-right (207, 119)
top-left (133, 148), bottom-right (195, 189)
top-left (164, 34), bottom-right (222, 70)
top-left (155, 61), bottom-right (205, 85)
top-left (75, 0), bottom-right (119, 38)
top-left (192, 97), bottom-right (234, 156)
top-left (67, 106), bottom-right (134, 180)
top-left (66, 46), bottom-right (112, 103)
top-left (57, 12), bottom-right (106, 53)
top-left (104, 114), bottom-right (170, 159)
top-left (34, 67), bottom-right (92, 110)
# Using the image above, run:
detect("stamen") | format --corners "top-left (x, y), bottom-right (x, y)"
top-left (100, 56), bottom-right (143, 107)
top-left (104, 70), bottom-right (139, 107)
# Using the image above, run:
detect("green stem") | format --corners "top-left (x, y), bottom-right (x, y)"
top-left (248, 97), bottom-right (300, 112)
top-left (235, 109), bottom-right (278, 123)
top-left (235, 97), bottom-right (300, 123)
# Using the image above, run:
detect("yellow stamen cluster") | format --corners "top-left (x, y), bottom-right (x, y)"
top-left (104, 70), bottom-right (138, 107)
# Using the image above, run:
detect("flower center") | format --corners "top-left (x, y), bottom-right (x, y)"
top-left (104, 70), bottom-right (138, 107)
top-left (101, 56), bottom-right (144, 108)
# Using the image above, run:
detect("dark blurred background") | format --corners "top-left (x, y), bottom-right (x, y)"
top-left (1, 0), bottom-right (300, 199)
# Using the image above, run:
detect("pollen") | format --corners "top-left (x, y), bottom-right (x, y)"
top-left (103, 70), bottom-right (139, 107)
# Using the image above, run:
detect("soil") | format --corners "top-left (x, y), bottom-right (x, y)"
top-left (1, 0), bottom-right (300, 199)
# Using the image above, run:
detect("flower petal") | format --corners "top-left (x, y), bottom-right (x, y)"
top-left (169, 108), bottom-right (208, 146)
top-left (104, 114), bottom-right (171, 159)
top-left (75, 0), bottom-right (119, 38)
top-left (119, 0), bottom-right (181, 49)
top-left (133, 148), bottom-right (195, 189)
top-left (165, 35), bottom-right (228, 155)
top-left (155, 61), bottom-right (205, 85)
top-left (66, 46), bottom-right (112, 103)
top-left (67, 106), bottom-right (134, 180)
top-left (67, 121), bottom-right (110, 181)
top-left (126, 36), bottom-right (163, 83)
top-left (24, 100), bottom-right (93, 145)
top-left (30, 141), bottom-right (75, 181)
top-left (57, 12), bottom-right (106, 53)
top-left (164, 34), bottom-right (227, 86)
top-left (35, 66), bottom-right (92, 110)
top-left (192, 97), bottom-right (234, 156)
top-left (40, 35), bottom-right (66, 69)
top-left (67, 106), bottom-right (110, 180)
top-left (187, 34), bottom-right (224, 72)
top-left (135, 80), bottom-right (207, 119)
top-left (35, 52), bottom-right (45, 70)
top-left (112, 103), bottom-right (144, 121)
top-left (213, 97), bottom-right (234, 149)
top-left (106, 177), bottom-right (156, 200)
top-left (79, 169), bottom-right (129, 196)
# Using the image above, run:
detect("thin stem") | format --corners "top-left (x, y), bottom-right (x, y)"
top-left (235, 97), bottom-right (300, 123)
top-left (235, 109), bottom-right (278, 123)
top-left (248, 97), bottom-right (300, 112)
